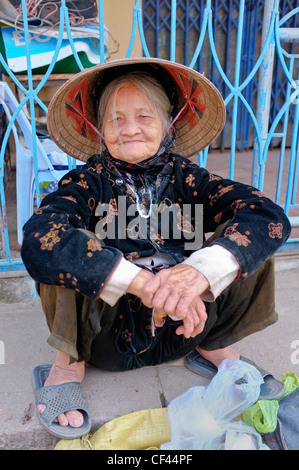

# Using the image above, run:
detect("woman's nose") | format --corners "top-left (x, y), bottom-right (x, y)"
top-left (121, 118), bottom-right (141, 135)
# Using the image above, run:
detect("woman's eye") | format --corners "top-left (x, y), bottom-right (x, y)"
top-left (139, 115), bottom-right (152, 120)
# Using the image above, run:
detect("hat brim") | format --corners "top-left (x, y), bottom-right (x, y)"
top-left (47, 57), bottom-right (226, 162)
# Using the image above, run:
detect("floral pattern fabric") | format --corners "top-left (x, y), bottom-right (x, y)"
top-left (21, 152), bottom-right (291, 299)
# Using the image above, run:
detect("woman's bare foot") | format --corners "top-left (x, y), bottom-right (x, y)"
top-left (37, 351), bottom-right (85, 428)
top-left (195, 345), bottom-right (240, 367)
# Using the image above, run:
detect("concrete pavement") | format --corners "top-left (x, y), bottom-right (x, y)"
top-left (0, 252), bottom-right (298, 450)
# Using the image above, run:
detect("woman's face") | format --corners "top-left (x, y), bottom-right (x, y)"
top-left (103, 83), bottom-right (165, 163)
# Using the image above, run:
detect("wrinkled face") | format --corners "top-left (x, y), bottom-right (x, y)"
top-left (103, 83), bottom-right (165, 163)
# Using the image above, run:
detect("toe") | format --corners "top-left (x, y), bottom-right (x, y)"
top-left (57, 413), bottom-right (69, 427)
top-left (65, 410), bottom-right (84, 428)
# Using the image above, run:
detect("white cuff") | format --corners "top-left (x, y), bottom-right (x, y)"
top-left (99, 258), bottom-right (142, 306)
top-left (182, 245), bottom-right (239, 301)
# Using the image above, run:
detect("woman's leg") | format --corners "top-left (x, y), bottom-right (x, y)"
top-left (37, 351), bottom-right (85, 428)
top-left (35, 283), bottom-right (106, 428)
top-left (194, 346), bottom-right (240, 365)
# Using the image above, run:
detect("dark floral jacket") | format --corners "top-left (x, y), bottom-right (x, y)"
top-left (21, 152), bottom-right (291, 300)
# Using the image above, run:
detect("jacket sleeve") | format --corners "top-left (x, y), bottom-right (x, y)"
top-left (21, 167), bottom-right (123, 299)
top-left (186, 163), bottom-right (292, 280)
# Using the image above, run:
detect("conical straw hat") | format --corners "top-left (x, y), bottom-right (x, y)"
top-left (47, 57), bottom-right (226, 162)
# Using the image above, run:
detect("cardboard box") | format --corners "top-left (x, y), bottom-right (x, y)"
top-left (0, 24), bottom-right (108, 74)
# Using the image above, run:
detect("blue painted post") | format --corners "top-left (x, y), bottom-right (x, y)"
top-left (284, 84), bottom-right (299, 215)
top-left (252, 0), bottom-right (278, 189)
top-left (170, 0), bottom-right (177, 62)
top-left (99, 0), bottom-right (105, 63)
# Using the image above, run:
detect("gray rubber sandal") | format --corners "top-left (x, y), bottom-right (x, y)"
top-left (32, 364), bottom-right (91, 439)
top-left (184, 351), bottom-right (285, 401)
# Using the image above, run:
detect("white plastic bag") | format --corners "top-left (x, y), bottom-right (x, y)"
top-left (161, 358), bottom-right (269, 450)
top-left (224, 422), bottom-right (269, 450)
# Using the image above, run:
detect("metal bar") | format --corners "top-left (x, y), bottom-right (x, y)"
top-left (0, 184), bottom-right (10, 263)
top-left (126, 0), bottom-right (139, 57)
top-left (137, 0), bottom-right (150, 57)
top-left (99, 0), bottom-right (106, 63)
top-left (289, 217), bottom-right (299, 228)
top-left (284, 84), bottom-right (299, 215)
top-left (0, 260), bottom-right (25, 271)
top-left (292, 115), bottom-right (299, 205)
top-left (127, 0), bottom-right (150, 57)
top-left (20, 0), bottom-right (41, 207)
top-left (184, 0), bottom-right (189, 65)
top-left (275, 58), bottom-right (295, 204)
top-left (252, 0), bottom-right (278, 190)
top-left (60, 0), bottom-right (83, 71)
top-left (279, 6), bottom-right (299, 28)
top-left (229, 0), bottom-right (246, 180)
top-left (280, 27), bottom-right (299, 42)
top-left (170, 0), bottom-right (177, 62)
top-left (189, 1), bottom-right (209, 69)
top-left (156, 0), bottom-right (159, 58)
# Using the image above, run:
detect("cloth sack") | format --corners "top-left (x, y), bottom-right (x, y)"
top-left (55, 408), bottom-right (170, 450)
top-left (55, 365), bottom-right (298, 451)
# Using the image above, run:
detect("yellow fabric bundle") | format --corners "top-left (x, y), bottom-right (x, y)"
top-left (55, 408), bottom-right (170, 450)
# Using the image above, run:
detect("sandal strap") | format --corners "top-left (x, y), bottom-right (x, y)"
top-left (35, 382), bottom-right (88, 426)
top-left (240, 356), bottom-right (271, 379)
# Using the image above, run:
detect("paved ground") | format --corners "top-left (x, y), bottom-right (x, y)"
top-left (0, 252), bottom-right (298, 450)
top-left (1, 148), bottom-right (298, 450)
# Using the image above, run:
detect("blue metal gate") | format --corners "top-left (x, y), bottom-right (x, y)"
top-left (142, 0), bottom-right (299, 150)
top-left (0, 0), bottom-right (298, 274)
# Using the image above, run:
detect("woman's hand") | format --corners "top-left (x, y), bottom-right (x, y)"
top-left (174, 295), bottom-right (208, 338)
top-left (128, 264), bottom-right (210, 339)
top-left (127, 268), bottom-right (157, 300)
top-left (145, 264), bottom-right (209, 310)
top-left (146, 264), bottom-right (209, 338)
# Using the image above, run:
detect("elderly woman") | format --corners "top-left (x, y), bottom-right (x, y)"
top-left (21, 58), bottom-right (291, 439)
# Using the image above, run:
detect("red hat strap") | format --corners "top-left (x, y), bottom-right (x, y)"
top-left (165, 65), bottom-right (206, 130)
top-left (66, 79), bottom-right (104, 144)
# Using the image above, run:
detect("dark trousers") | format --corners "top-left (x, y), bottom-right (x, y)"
top-left (37, 252), bottom-right (277, 371)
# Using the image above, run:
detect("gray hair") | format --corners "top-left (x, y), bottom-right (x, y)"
top-left (97, 71), bottom-right (172, 141)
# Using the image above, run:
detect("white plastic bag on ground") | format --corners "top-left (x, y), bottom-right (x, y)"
top-left (161, 358), bottom-right (269, 450)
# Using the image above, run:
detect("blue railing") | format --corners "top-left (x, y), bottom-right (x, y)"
top-left (0, 0), bottom-right (298, 273)
top-left (143, 0), bottom-right (299, 150)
